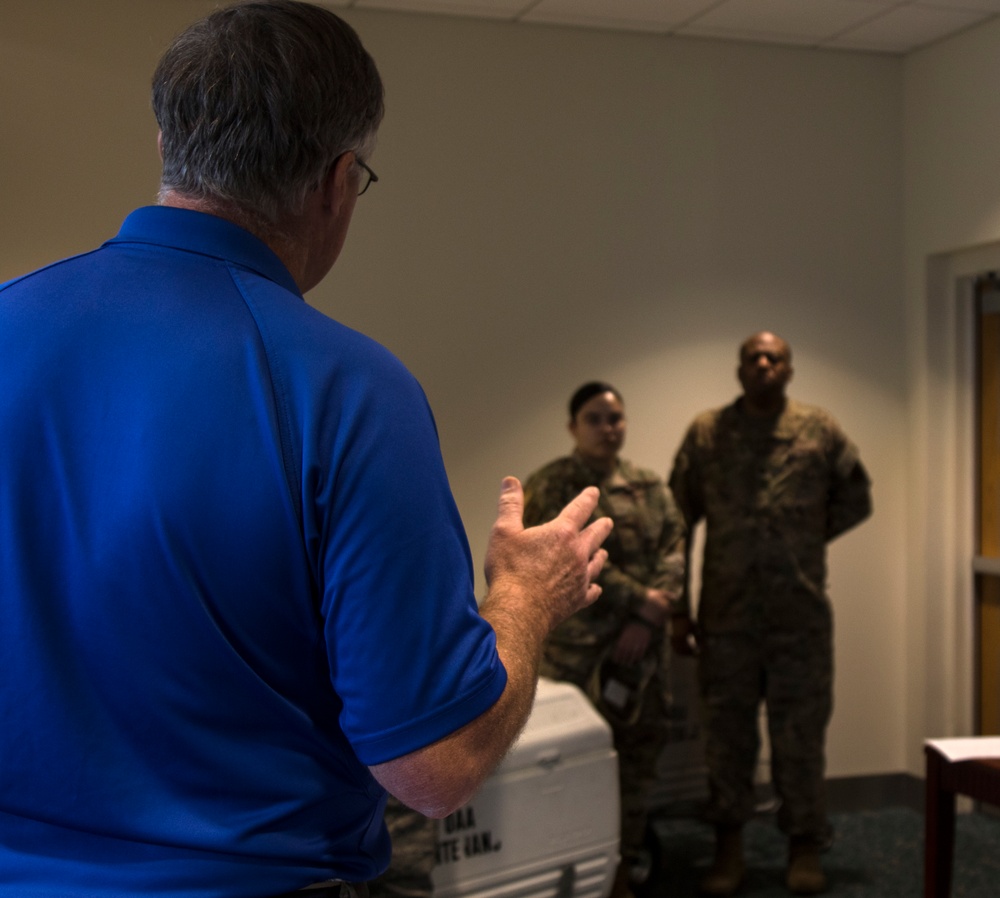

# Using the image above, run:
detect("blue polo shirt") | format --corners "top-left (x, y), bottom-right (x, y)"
top-left (0, 207), bottom-right (506, 897)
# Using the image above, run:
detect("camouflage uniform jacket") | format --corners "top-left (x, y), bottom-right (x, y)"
top-left (668, 398), bottom-right (871, 631)
top-left (523, 453), bottom-right (686, 651)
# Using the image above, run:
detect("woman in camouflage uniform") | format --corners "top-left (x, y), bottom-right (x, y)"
top-left (523, 382), bottom-right (686, 898)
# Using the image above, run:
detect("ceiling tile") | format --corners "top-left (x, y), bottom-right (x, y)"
top-left (678, 0), bottom-right (887, 41)
top-left (914, 0), bottom-right (1000, 11)
top-left (676, 23), bottom-right (831, 43)
top-left (826, 2), bottom-right (991, 49)
top-left (522, 0), bottom-right (724, 32)
top-left (353, 0), bottom-right (530, 18)
top-left (331, 0), bottom-right (1000, 55)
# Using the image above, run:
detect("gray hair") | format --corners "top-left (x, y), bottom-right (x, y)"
top-left (153, 0), bottom-right (384, 223)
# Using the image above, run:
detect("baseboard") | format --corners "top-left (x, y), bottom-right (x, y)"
top-left (742, 772), bottom-right (925, 816)
top-left (651, 772), bottom-right (926, 819)
top-left (825, 772), bottom-right (924, 813)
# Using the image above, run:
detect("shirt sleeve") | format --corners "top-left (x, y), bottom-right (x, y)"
top-left (668, 425), bottom-right (705, 530)
top-left (308, 348), bottom-right (506, 766)
top-left (825, 430), bottom-right (873, 541)
top-left (650, 485), bottom-right (687, 597)
top-left (667, 426), bottom-right (704, 618)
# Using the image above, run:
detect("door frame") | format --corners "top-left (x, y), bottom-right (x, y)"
top-left (921, 243), bottom-right (1000, 747)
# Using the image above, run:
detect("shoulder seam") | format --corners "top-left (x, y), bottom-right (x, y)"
top-left (226, 264), bottom-right (305, 531)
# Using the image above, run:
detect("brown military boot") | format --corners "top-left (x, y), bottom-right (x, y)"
top-left (698, 825), bottom-right (745, 896)
top-left (785, 837), bottom-right (827, 895)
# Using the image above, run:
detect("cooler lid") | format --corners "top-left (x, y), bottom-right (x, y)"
top-left (494, 677), bottom-right (613, 774)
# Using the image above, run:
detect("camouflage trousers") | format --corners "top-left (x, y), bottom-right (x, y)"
top-left (697, 621), bottom-right (833, 842)
top-left (368, 796), bottom-right (436, 898)
top-left (541, 645), bottom-right (671, 864)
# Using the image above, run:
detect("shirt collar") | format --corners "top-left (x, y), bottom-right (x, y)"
top-left (104, 206), bottom-right (302, 298)
top-left (733, 396), bottom-right (800, 439)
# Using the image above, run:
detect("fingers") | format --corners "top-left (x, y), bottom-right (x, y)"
top-left (586, 547), bottom-right (608, 584)
top-left (555, 485), bottom-right (602, 530)
top-left (488, 481), bottom-right (610, 619)
top-left (583, 516), bottom-right (614, 556)
top-left (493, 477), bottom-right (524, 534)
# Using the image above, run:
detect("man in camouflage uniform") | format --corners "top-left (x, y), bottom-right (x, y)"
top-left (668, 332), bottom-right (872, 896)
top-left (523, 382), bottom-right (686, 898)
top-left (369, 798), bottom-right (436, 898)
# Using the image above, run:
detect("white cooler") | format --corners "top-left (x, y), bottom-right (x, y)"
top-left (432, 677), bottom-right (620, 898)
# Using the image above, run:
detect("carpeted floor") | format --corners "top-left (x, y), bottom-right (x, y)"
top-left (640, 806), bottom-right (1000, 897)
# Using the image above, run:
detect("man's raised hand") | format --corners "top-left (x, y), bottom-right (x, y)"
top-left (484, 477), bottom-right (612, 632)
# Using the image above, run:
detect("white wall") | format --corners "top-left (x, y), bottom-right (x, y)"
top-left (2, 2), bottom-right (909, 779)
top-left (328, 11), bottom-right (908, 779)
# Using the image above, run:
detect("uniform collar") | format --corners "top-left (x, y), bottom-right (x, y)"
top-left (571, 450), bottom-right (627, 486)
top-left (732, 396), bottom-right (802, 439)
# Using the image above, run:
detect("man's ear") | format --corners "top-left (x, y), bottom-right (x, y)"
top-left (157, 130), bottom-right (164, 161)
top-left (322, 152), bottom-right (356, 213)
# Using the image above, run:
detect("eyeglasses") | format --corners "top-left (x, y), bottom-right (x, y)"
top-left (356, 158), bottom-right (378, 196)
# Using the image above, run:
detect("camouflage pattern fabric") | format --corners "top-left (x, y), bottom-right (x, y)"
top-left (368, 796), bottom-right (436, 898)
top-left (523, 453), bottom-right (686, 861)
top-left (668, 398), bottom-right (871, 840)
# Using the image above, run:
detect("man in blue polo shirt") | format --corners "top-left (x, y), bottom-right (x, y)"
top-left (0, 3), bottom-right (612, 896)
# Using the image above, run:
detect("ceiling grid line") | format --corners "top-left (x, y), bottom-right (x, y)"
top-left (332, 0), bottom-right (1000, 54)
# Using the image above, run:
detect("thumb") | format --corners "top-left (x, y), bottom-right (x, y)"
top-left (494, 476), bottom-right (525, 535)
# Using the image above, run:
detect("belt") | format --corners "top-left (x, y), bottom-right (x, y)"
top-left (274, 881), bottom-right (369, 898)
